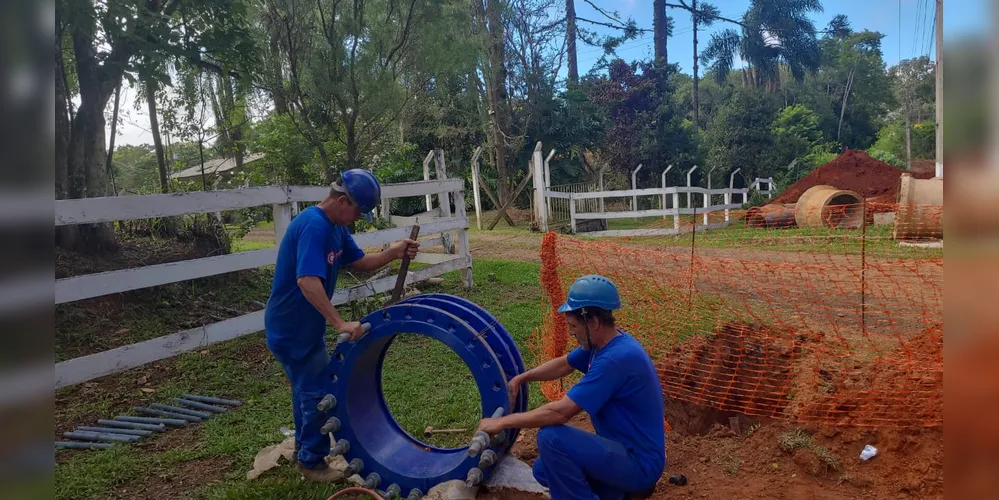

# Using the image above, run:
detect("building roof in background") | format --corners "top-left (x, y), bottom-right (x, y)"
top-left (171, 152), bottom-right (266, 181)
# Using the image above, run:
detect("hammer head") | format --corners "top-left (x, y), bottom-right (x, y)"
top-left (423, 426), bottom-right (433, 437)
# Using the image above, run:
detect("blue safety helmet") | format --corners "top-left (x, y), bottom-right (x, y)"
top-left (338, 168), bottom-right (382, 222)
top-left (557, 274), bottom-right (621, 313)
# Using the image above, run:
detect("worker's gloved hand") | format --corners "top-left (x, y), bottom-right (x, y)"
top-left (390, 238), bottom-right (420, 260)
top-left (340, 321), bottom-right (367, 342)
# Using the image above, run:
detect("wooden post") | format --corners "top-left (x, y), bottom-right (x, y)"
top-left (434, 148), bottom-right (455, 254)
top-left (486, 163), bottom-right (535, 230)
top-left (470, 147), bottom-right (484, 230)
top-left (453, 186), bottom-right (473, 289)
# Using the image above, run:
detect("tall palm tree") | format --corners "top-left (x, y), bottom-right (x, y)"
top-left (700, 0), bottom-right (823, 92)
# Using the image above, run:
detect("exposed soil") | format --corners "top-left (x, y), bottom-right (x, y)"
top-left (105, 456), bottom-right (235, 500)
top-left (659, 323), bottom-right (824, 434)
top-left (771, 150), bottom-right (937, 205)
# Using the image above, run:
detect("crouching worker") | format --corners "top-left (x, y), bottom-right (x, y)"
top-left (476, 275), bottom-right (666, 499)
top-left (264, 169), bottom-right (419, 481)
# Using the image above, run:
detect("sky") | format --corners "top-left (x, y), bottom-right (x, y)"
top-left (109, 0), bottom-right (989, 149)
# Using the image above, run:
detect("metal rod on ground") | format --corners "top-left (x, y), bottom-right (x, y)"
top-left (320, 417), bottom-right (341, 435)
top-left (388, 225), bottom-right (421, 306)
top-left (478, 449), bottom-right (498, 469)
top-left (98, 419), bottom-right (166, 432)
top-left (363, 472), bottom-right (381, 490)
top-left (63, 431), bottom-right (141, 443)
top-left (331, 439), bottom-right (350, 456)
top-left (344, 458), bottom-right (364, 476)
top-left (136, 406), bottom-right (202, 422)
top-left (77, 426), bottom-right (153, 437)
top-left (115, 415), bottom-right (188, 427)
top-left (181, 394), bottom-right (243, 407)
top-left (150, 403), bottom-right (212, 419)
top-left (173, 398), bottom-right (228, 413)
top-left (56, 441), bottom-right (115, 450)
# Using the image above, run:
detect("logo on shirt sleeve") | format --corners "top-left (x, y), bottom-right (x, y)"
top-left (327, 249), bottom-right (343, 265)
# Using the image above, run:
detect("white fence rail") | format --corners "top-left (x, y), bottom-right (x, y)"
top-left (49, 178), bottom-right (472, 391)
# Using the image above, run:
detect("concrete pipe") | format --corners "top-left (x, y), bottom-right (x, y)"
top-left (794, 185), bottom-right (865, 229)
top-left (893, 173), bottom-right (943, 240)
top-left (745, 204), bottom-right (797, 229)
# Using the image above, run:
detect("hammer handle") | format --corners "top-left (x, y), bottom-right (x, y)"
top-left (389, 225), bottom-right (420, 304)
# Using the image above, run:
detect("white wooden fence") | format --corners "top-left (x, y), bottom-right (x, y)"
top-left (50, 179), bottom-right (472, 391)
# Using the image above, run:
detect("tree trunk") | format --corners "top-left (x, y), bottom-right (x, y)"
top-left (106, 82), bottom-right (121, 194)
top-left (566, 0), bottom-right (578, 84)
top-left (837, 68), bottom-right (855, 143)
top-left (146, 78), bottom-right (169, 193)
top-left (653, 0), bottom-right (667, 65)
top-left (485, 0), bottom-right (512, 202)
top-left (68, 101), bottom-right (118, 253)
top-left (692, 0), bottom-right (699, 128)
top-left (268, 29), bottom-right (289, 114)
top-left (55, 33), bottom-right (77, 248)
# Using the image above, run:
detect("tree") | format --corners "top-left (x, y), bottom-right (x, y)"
top-left (706, 88), bottom-right (780, 178)
top-left (56, 0), bottom-right (259, 252)
top-left (700, 0), bottom-right (823, 92)
top-left (583, 60), bottom-right (700, 188)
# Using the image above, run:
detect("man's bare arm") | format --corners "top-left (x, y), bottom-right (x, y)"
top-left (297, 276), bottom-right (347, 330)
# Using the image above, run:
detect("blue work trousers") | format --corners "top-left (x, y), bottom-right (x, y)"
top-left (269, 340), bottom-right (332, 469)
top-left (532, 425), bottom-right (661, 500)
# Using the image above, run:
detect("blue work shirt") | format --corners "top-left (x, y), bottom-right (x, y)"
top-left (264, 206), bottom-right (365, 358)
top-left (566, 331), bottom-right (666, 481)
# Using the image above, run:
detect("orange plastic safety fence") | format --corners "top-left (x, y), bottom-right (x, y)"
top-left (531, 202), bottom-right (943, 429)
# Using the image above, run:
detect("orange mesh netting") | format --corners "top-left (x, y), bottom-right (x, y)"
top-left (530, 201), bottom-right (943, 429)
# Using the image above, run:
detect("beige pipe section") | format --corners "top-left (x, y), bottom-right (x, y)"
top-left (794, 185), bottom-right (864, 229)
top-left (893, 173), bottom-right (943, 240)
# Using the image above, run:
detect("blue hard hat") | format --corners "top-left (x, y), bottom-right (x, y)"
top-left (557, 274), bottom-right (621, 313)
top-left (339, 169), bottom-right (382, 222)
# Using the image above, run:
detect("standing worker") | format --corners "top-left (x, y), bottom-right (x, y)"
top-left (477, 275), bottom-right (666, 499)
top-left (264, 169), bottom-right (419, 481)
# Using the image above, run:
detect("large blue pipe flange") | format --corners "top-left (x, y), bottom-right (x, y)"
top-left (322, 294), bottom-right (526, 496)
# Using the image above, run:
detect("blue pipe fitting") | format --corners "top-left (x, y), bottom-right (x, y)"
top-left (326, 294), bottom-right (527, 495)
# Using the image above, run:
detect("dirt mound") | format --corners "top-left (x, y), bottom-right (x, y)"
top-left (659, 323), bottom-right (822, 434)
top-left (772, 150), bottom-right (935, 205)
top-left (800, 324), bottom-right (943, 428)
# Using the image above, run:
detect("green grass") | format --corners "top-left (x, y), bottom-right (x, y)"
top-left (593, 221), bottom-right (942, 259)
top-left (54, 259), bottom-right (547, 499)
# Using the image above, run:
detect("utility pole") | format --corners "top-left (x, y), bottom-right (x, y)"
top-left (934, 0), bottom-right (943, 178)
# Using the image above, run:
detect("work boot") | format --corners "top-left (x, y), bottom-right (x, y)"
top-left (298, 460), bottom-right (345, 482)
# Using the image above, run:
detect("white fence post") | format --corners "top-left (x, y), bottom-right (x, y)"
top-left (544, 148), bottom-right (555, 224)
top-left (569, 193), bottom-right (578, 233)
top-left (598, 167), bottom-right (607, 214)
top-left (273, 200), bottom-right (293, 243)
top-left (631, 164), bottom-right (643, 212)
top-left (532, 142), bottom-right (548, 232)
top-left (673, 193), bottom-right (680, 230)
top-left (686, 165), bottom-right (698, 211)
top-left (434, 148), bottom-right (455, 254)
top-left (423, 150), bottom-right (435, 212)
top-left (661, 164), bottom-right (673, 216)
top-left (453, 183), bottom-right (473, 289)
top-left (470, 146), bottom-right (484, 230)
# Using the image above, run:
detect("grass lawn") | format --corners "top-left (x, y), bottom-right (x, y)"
top-left (591, 219), bottom-right (942, 260)
top-left (54, 259), bottom-right (549, 500)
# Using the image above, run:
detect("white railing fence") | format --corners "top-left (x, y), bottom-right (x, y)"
top-left (51, 178), bottom-right (472, 390)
